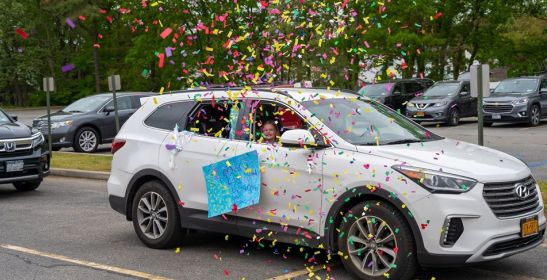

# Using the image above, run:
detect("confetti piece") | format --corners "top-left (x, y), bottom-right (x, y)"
top-left (66, 18), bottom-right (76, 29)
top-left (160, 27), bottom-right (173, 39)
top-left (15, 28), bottom-right (28, 39)
top-left (61, 64), bottom-right (75, 72)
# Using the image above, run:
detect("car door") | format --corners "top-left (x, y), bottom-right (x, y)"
top-left (235, 99), bottom-right (326, 236)
top-left (99, 96), bottom-right (134, 141)
top-left (459, 82), bottom-right (475, 117)
top-left (540, 79), bottom-right (547, 116)
top-left (401, 82), bottom-right (422, 112)
top-left (389, 82), bottom-right (404, 110)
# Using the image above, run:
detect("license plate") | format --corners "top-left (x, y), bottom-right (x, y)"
top-left (492, 114), bottom-right (501, 119)
top-left (6, 160), bottom-right (24, 172)
top-left (416, 111), bottom-right (425, 117)
top-left (520, 216), bottom-right (539, 238)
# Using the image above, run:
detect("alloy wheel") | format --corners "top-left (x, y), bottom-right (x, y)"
top-left (136, 191), bottom-right (168, 240)
top-left (78, 130), bottom-right (97, 152)
top-left (347, 215), bottom-right (398, 276)
top-left (530, 106), bottom-right (540, 126)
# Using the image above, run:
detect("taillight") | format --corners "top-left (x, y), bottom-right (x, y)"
top-left (111, 138), bottom-right (126, 154)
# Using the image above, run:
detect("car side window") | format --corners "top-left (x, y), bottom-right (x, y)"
top-left (105, 96), bottom-right (132, 111)
top-left (186, 100), bottom-right (240, 139)
top-left (144, 101), bottom-right (195, 130)
top-left (405, 82), bottom-right (423, 94)
top-left (248, 100), bottom-right (327, 146)
top-left (540, 79), bottom-right (547, 90)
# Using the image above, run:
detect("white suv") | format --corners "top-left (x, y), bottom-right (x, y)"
top-left (107, 88), bottom-right (545, 280)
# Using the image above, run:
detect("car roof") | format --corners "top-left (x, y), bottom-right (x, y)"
top-left (94, 92), bottom-right (155, 98)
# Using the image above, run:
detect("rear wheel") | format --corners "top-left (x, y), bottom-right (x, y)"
top-left (338, 201), bottom-right (417, 280)
top-left (13, 180), bottom-right (42, 191)
top-left (132, 180), bottom-right (184, 249)
top-left (529, 105), bottom-right (540, 127)
top-left (447, 108), bottom-right (460, 126)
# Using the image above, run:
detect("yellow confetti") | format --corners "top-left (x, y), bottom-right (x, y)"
top-left (159, 86), bottom-right (164, 95)
top-left (175, 247), bottom-right (181, 253)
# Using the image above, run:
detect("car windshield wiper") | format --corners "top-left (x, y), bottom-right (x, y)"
top-left (384, 139), bottom-right (422, 145)
top-left (67, 110), bottom-right (84, 113)
top-left (353, 142), bottom-right (377, 146)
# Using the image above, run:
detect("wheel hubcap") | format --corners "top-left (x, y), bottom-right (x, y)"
top-left (79, 131), bottom-right (97, 152)
top-left (347, 215), bottom-right (397, 276)
top-left (531, 108), bottom-right (539, 124)
top-left (137, 192), bottom-right (168, 239)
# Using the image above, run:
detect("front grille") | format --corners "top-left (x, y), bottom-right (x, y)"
top-left (483, 229), bottom-right (544, 256)
top-left (442, 218), bottom-right (464, 246)
top-left (415, 103), bottom-right (430, 110)
top-left (483, 176), bottom-right (540, 218)
top-left (484, 104), bottom-right (513, 113)
top-left (0, 149), bottom-right (33, 158)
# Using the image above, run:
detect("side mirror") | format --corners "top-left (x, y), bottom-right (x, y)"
top-left (540, 88), bottom-right (547, 94)
top-left (10, 114), bottom-right (18, 121)
top-left (459, 91), bottom-right (469, 96)
top-left (280, 129), bottom-right (316, 148)
top-left (104, 106), bottom-right (115, 114)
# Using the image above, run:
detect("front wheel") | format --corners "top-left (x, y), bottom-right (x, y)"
top-left (73, 127), bottom-right (99, 153)
top-left (338, 201), bottom-right (417, 280)
top-left (132, 180), bottom-right (184, 249)
top-left (529, 105), bottom-right (540, 127)
top-left (13, 180), bottom-right (42, 191)
top-left (447, 108), bottom-right (460, 126)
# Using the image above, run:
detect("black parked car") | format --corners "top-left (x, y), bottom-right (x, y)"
top-left (483, 75), bottom-right (547, 126)
top-left (0, 108), bottom-right (49, 191)
top-left (358, 79), bottom-right (433, 113)
top-left (406, 80), bottom-right (475, 126)
top-left (32, 92), bottom-right (153, 153)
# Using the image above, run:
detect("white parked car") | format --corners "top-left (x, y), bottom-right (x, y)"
top-left (107, 88), bottom-right (545, 280)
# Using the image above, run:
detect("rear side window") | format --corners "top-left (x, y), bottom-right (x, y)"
top-left (144, 101), bottom-right (195, 130)
top-left (186, 100), bottom-right (240, 139)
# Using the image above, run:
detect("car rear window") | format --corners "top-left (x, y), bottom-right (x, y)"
top-left (144, 101), bottom-right (195, 130)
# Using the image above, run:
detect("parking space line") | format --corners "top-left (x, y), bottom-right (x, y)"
top-left (264, 264), bottom-right (332, 280)
top-left (0, 243), bottom-right (172, 280)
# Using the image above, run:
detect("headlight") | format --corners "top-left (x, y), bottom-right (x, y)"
top-left (32, 133), bottom-right (45, 148)
top-left (51, 120), bottom-right (73, 129)
top-left (511, 98), bottom-right (528, 105)
top-left (392, 165), bottom-right (477, 193)
top-left (407, 102), bottom-right (415, 107)
top-left (434, 101), bottom-right (448, 107)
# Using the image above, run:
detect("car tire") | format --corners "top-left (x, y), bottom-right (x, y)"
top-left (131, 180), bottom-right (184, 249)
top-left (447, 108), bottom-right (460, 126)
top-left (484, 122), bottom-right (493, 127)
top-left (338, 200), bottom-right (417, 280)
top-left (73, 126), bottom-right (99, 153)
top-left (528, 105), bottom-right (540, 127)
top-left (13, 180), bottom-right (42, 191)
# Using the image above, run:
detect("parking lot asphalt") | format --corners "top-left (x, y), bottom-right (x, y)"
top-left (0, 176), bottom-right (545, 280)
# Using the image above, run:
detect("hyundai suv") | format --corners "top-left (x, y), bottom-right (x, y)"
top-left (483, 75), bottom-right (547, 126)
top-left (107, 88), bottom-right (545, 280)
top-left (406, 80), bottom-right (476, 126)
top-left (32, 92), bottom-right (153, 153)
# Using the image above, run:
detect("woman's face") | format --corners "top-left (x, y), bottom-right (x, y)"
top-left (261, 123), bottom-right (277, 142)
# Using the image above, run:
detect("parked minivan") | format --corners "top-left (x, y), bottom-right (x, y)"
top-left (108, 88), bottom-right (545, 280)
top-left (483, 75), bottom-right (547, 126)
top-left (406, 80), bottom-right (476, 126)
top-left (359, 79), bottom-right (433, 113)
top-left (32, 92), bottom-right (153, 153)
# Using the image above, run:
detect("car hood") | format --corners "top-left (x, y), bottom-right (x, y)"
top-left (35, 110), bottom-right (78, 122)
top-left (484, 94), bottom-right (530, 102)
top-left (356, 138), bottom-right (529, 183)
top-left (0, 122), bottom-right (33, 139)
top-left (411, 95), bottom-right (450, 104)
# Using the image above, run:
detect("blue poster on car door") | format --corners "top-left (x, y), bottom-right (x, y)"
top-left (202, 150), bottom-right (261, 218)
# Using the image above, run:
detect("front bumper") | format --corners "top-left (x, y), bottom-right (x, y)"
top-left (406, 106), bottom-right (449, 122)
top-left (483, 103), bottom-right (529, 123)
top-left (37, 126), bottom-right (74, 148)
top-left (0, 149), bottom-right (50, 184)
top-left (410, 180), bottom-right (546, 266)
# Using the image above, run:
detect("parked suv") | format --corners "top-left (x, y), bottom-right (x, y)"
top-left (108, 88), bottom-right (545, 280)
top-left (0, 108), bottom-right (49, 191)
top-left (483, 75), bottom-right (547, 126)
top-left (359, 79), bottom-right (433, 113)
top-left (32, 92), bottom-right (153, 153)
top-left (406, 80), bottom-right (476, 126)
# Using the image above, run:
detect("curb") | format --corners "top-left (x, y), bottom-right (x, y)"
top-left (50, 168), bottom-right (110, 180)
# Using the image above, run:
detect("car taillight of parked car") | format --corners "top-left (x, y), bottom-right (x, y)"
top-left (111, 139), bottom-right (126, 154)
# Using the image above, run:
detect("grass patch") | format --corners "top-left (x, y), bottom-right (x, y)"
top-left (51, 152), bottom-right (112, 172)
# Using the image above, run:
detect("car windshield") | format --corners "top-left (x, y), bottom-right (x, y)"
top-left (62, 95), bottom-right (111, 113)
top-left (359, 83), bottom-right (393, 97)
top-left (302, 98), bottom-right (443, 145)
top-left (0, 110), bottom-right (12, 124)
top-left (423, 83), bottom-right (460, 96)
top-left (493, 79), bottom-right (538, 95)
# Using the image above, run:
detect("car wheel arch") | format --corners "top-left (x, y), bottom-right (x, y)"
top-left (323, 186), bottom-right (424, 258)
top-left (124, 169), bottom-right (182, 222)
